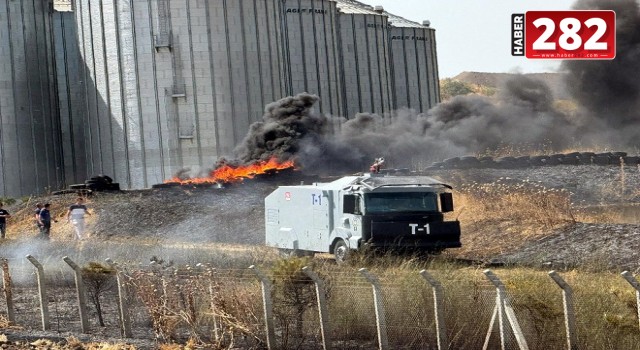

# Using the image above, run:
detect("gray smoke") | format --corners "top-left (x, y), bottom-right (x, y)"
top-left (234, 77), bottom-right (574, 173)
top-left (425, 76), bottom-right (575, 154)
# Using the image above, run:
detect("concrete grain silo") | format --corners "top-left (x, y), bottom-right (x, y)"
top-left (53, 9), bottom-right (88, 187)
top-left (335, 1), bottom-right (393, 118)
top-left (0, 0), bottom-right (64, 197)
top-left (387, 13), bottom-right (440, 112)
top-left (71, 0), bottom-right (287, 188)
top-left (280, 0), bottom-right (343, 116)
top-left (53, 0), bottom-right (440, 189)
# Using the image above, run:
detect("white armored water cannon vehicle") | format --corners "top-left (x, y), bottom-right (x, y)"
top-left (265, 169), bottom-right (461, 262)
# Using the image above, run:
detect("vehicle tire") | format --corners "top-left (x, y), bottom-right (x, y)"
top-left (106, 183), bottom-right (121, 191)
top-left (87, 182), bottom-right (106, 191)
top-left (333, 240), bottom-right (349, 264)
top-left (100, 175), bottom-right (114, 184)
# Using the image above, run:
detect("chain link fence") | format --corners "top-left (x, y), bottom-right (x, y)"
top-left (0, 256), bottom-right (639, 349)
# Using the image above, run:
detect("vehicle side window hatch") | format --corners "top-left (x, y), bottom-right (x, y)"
top-left (343, 195), bottom-right (357, 214)
top-left (440, 192), bottom-right (454, 213)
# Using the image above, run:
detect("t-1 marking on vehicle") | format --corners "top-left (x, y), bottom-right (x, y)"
top-left (409, 223), bottom-right (430, 235)
top-left (312, 193), bottom-right (322, 205)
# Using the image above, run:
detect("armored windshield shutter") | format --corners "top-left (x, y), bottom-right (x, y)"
top-left (343, 195), bottom-right (357, 214)
top-left (440, 193), bottom-right (454, 213)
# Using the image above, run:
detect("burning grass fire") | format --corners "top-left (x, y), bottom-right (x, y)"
top-left (165, 158), bottom-right (296, 185)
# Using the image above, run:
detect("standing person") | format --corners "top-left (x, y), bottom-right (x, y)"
top-left (37, 203), bottom-right (52, 240)
top-left (34, 203), bottom-right (43, 235)
top-left (66, 197), bottom-right (91, 240)
top-left (0, 202), bottom-right (11, 239)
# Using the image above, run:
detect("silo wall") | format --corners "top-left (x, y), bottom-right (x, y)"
top-left (53, 10), bottom-right (88, 187)
top-left (198, 0), bottom-right (287, 157)
top-left (390, 26), bottom-right (440, 112)
top-left (337, 11), bottom-right (392, 118)
top-left (72, 0), bottom-right (149, 188)
top-left (280, 0), bottom-right (343, 116)
top-left (72, 0), bottom-right (288, 187)
top-left (65, 0), bottom-right (442, 188)
top-left (0, 0), bottom-right (64, 197)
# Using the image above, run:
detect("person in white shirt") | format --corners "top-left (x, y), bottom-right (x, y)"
top-left (66, 197), bottom-right (91, 240)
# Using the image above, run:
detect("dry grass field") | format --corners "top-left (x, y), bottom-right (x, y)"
top-left (0, 159), bottom-right (639, 348)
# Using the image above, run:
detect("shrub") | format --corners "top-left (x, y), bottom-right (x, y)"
top-left (82, 262), bottom-right (116, 327)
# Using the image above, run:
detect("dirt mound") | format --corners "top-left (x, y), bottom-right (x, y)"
top-left (453, 71), bottom-right (570, 99)
top-left (498, 222), bottom-right (640, 271)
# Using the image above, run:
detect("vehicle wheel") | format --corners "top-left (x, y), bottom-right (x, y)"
top-left (333, 240), bottom-right (349, 263)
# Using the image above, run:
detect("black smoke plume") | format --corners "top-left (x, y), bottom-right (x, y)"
top-left (564, 0), bottom-right (640, 145)
top-left (234, 93), bottom-right (367, 172)
top-left (234, 75), bottom-right (574, 173)
top-left (234, 93), bottom-right (325, 163)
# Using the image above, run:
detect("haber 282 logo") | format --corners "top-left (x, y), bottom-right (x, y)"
top-left (512, 11), bottom-right (616, 59)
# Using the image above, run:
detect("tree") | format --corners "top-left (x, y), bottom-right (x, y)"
top-left (271, 257), bottom-right (316, 349)
top-left (82, 262), bottom-right (116, 327)
top-left (440, 78), bottom-right (474, 100)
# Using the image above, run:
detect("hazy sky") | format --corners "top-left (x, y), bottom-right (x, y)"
top-left (360, 0), bottom-right (577, 78)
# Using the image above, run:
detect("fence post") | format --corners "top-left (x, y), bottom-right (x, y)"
top-left (302, 266), bottom-right (332, 350)
top-left (484, 270), bottom-right (507, 350)
top-left (0, 259), bottom-right (13, 324)
top-left (419, 270), bottom-right (448, 350)
top-left (359, 268), bottom-right (389, 350)
top-left (0, 258), bottom-right (13, 324)
top-left (621, 271), bottom-right (640, 330)
top-left (0, 258), bottom-right (15, 324)
top-left (483, 305), bottom-right (498, 350)
top-left (548, 271), bottom-right (577, 350)
top-left (205, 266), bottom-right (221, 342)
top-left (26, 255), bottom-right (49, 330)
top-left (249, 265), bottom-right (276, 350)
top-left (105, 258), bottom-right (132, 338)
top-left (63, 256), bottom-right (90, 333)
top-left (484, 269), bottom-right (529, 350)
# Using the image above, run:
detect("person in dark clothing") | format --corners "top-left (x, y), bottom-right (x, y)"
top-left (0, 202), bottom-right (10, 239)
top-left (38, 203), bottom-right (52, 240)
top-left (34, 203), bottom-right (43, 235)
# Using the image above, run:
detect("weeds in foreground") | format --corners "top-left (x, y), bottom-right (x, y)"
top-left (5, 250), bottom-right (640, 349)
top-left (130, 263), bottom-right (264, 348)
top-left (270, 257), bottom-right (317, 349)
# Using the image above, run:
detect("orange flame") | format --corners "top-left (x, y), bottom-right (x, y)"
top-left (165, 158), bottom-right (295, 185)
